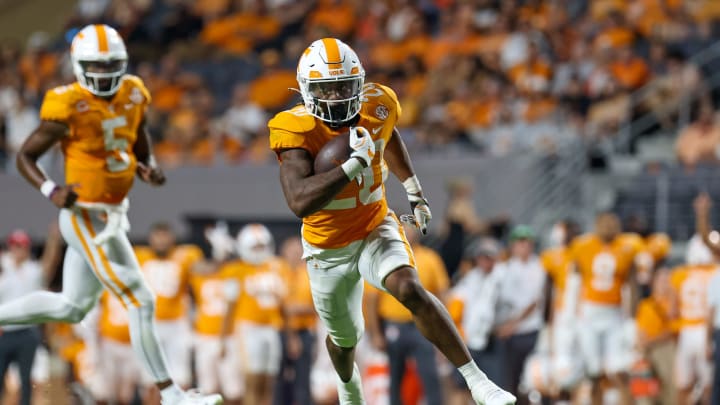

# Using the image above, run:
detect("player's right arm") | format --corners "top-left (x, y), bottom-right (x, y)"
top-left (277, 148), bottom-right (356, 218)
top-left (17, 120), bottom-right (78, 208)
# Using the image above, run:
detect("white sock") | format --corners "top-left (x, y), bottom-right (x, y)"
top-left (458, 360), bottom-right (488, 388)
top-left (160, 384), bottom-right (185, 404)
top-left (336, 363), bottom-right (364, 404)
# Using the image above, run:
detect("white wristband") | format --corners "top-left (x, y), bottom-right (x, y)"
top-left (402, 175), bottom-right (422, 195)
top-left (341, 158), bottom-right (364, 181)
top-left (40, 180), bottom-right (58, 198)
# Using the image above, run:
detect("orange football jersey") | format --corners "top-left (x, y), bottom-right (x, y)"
top-left (645, 233), bottom-right (672, 262)
top-left (98, 291), bottom-right (131, 343)
top-left (540, 246), bottom-right (573, 310)
top-left (670, 264), bottom-right (717, 328)
top-left (636, 295), bottom-right (674, 342)
top-left (189, 270), bottom-right (231, 336)
top-left (221, 258), bottom-right (289, 329)
top-left (268, 83), bottom-right (401, 248)
top-left (39, 75), bottom-right (151, 203)
top-left (135, 245), bottom-right (203, 321)
top-left (571, 233), bottom-right (644, 305)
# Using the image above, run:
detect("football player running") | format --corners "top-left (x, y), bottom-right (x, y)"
top-left (0, 24), bottom-right (221, 405)
top-left (268, 37), bottom-right (515, 405)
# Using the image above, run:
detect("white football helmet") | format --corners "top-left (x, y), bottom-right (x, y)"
top-left (297, 38), bottom-right (365, 126)
top-left (71, 24), bottom-right (128, 97)
top-left (236, 223), bottom-right (275, 265)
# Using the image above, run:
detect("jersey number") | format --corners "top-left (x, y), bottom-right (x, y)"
top-left (102, 117), bottom-right (130, 172)
top-left (144, 261), bottom-right (182, 298)
top-left (680, 274), bottom-right (708, 320)
top-left (591, 252), bottom-right (617, 292)
top-left (325, 139), bottom-right (387, 210)
top-left (199, 281), bottom-right (226, 317)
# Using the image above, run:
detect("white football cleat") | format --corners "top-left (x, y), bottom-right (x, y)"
top-left (176, 392), bottom-right (223, 405)
top-left (471, 380), bottom-right (516, 405)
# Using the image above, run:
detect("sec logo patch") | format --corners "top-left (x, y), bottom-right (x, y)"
top-left (76, 100), bottom-right (89, 112)
top-left (375, 105), bottom-right (388, 120)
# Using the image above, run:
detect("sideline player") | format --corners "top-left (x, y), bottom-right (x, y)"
top-left (136, 223), bottom-right (202, 402)
top-left (568, 213), bottom-right (644, 405)
top-left (190, 222), bottom-right (243, 405)
top-left (0, 24), bottom-right (221, 404)
top-left (268, 37), bottom-right (515, 405)
top-left (221, 224), bottom-right (289, 405)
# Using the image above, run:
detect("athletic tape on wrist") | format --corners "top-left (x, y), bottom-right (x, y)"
top-left (402, 175), bottom-right (422, 195)
top-left (40, 180), bottom-right (58, 198)
top-left (341, 159), bottom-right (364, 181)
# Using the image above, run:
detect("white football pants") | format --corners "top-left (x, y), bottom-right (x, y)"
top-left (0, 207), bottom-right (171, 383)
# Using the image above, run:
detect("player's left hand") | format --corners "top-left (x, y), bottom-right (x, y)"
top-left (408, 194), bottom-right (431, 235)
top-left (137, 162), bottom-right (166, 186)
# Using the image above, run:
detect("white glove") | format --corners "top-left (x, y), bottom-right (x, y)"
top-left (408, 194), bottom-right (432, 235)
top-left (349, 126), bottom-right (375, 167)
top-left (204, 221), bottom-right (235, 261)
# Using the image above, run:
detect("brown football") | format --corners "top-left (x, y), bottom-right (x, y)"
top-left (313, 131), bottom-right (351, 174)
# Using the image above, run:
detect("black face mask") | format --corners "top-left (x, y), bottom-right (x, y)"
top-left (79, 59), bottom-right (126, 95)
top-left (326, 110), bottom-right (360, 129)
top-left (316, 98), bottom-right (355, 127)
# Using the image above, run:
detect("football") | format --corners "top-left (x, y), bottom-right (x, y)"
top-left (314, 131), bottom-right (352, 174)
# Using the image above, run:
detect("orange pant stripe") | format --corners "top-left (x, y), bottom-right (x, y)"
top-left (81, 209), bottom-right (141, 308)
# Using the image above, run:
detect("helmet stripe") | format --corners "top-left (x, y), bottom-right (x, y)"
top-left (94, 24), bottom-right (109, 52)
top-left (321, 38), bottom-right (342, 69)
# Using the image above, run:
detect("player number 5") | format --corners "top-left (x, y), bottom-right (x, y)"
top-left (102, 117), bottom-right (130, 172)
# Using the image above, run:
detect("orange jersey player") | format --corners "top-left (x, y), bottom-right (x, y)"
top-left (670, 238), bottom-right (716, 404)
top-left (569, 213), bottom-right (643, 404)
top-left (220, 224), bottom-right (289, 405)
top-left (0, 24), bottom-right (221, 405)
top-left (268, 37), bottom-right (514, 405)
top-left (189, 259), bottom-right (244, 403)
top-left (135, 223), bottom-right (203, 390)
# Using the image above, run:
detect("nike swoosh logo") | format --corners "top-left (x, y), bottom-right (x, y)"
top-left (372, 127), bottom-right (382, 134)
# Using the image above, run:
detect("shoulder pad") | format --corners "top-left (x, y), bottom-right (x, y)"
top-left (177, 244), bottom-right (204, 262)
top-left (121, 74), bottom-right (151, 105)
top-left (268, 106), bottom-right (317, 133)
top-left (363, 82), bottom-right (401, 118)
top-left (39, 83), bottom-right (84, 123)
top-left (268, 106), bottom-right (317, 153)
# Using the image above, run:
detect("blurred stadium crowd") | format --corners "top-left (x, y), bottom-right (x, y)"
top-left (2, 0), bottom-right (720, 170)
top-left (4, 0), bottom-right (720, 405)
